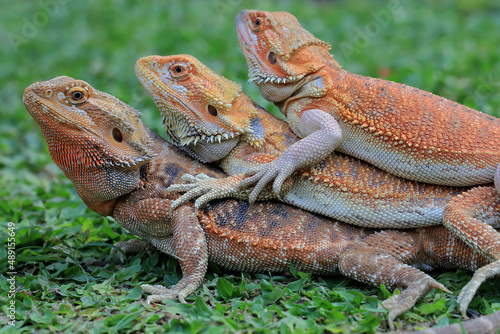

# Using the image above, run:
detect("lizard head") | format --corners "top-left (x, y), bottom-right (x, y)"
top-left (235, 10), bottom-right (333, 102)
top-left (23, 76), bottom-right (155, 215)
top-left (136, 54), bottom-right (256, 163)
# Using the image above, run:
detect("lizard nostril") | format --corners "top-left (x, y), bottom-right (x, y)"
top-left (45, 90), bottom-right (52, 97)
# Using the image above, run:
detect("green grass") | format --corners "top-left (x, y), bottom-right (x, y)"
top-left (1, 0), bottom-right (500, 332)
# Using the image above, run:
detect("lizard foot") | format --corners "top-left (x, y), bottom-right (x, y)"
top-left (238, 108), bottom-right (343, 203)
top-left (114, 239), bottom-right (151, 253)
top-left (457, 259), bottom-right (500, 318)
top-left (112, 239), bottom-right (152, 263)
top-left (166, 173), bottom-right (243, 213)
top-left (142, 280), bottom-right (200, 304)
top-left (238, 158), bottom-right (295, 203)
top-left (382, 277), bottom-right (451, 330)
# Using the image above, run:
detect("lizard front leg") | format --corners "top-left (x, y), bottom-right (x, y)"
top-left (166, 173), bottom-right (249, 213)
top-left (239, 109), bottom-right (342, 203)
top-left (166, 173), bottom-right (283, 212)
top-left (114, 199), bottom-right (208, 303)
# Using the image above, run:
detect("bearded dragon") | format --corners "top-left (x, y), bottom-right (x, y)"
top-left (234, 9), bottom-right (500, 203)
top-left (23, 76), bottom-right (500, 330)
top-left (134, 54), bottom-right (500, 285)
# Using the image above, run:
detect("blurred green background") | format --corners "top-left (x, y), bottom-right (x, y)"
top-left (1, 0), bottom-right (499, 332)
top-left (2, 0), bottom-right (500, 180)
top-left (3, 0), bottom-right (500, 232)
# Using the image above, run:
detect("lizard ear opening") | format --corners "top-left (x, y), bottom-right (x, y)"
top-left (268, 52), bottom-right (277, 65)
top-left (112, 128), bottom-right (123, 142)
top-left (207, 105), bottom-right (218, 117)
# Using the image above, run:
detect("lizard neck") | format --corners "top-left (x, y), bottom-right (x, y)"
top-left (42, 126), bottom-right (146, 216)
top-left (238, 94), bottom-right (297, 149)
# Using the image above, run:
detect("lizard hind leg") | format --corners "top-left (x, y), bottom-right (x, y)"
top-left (136, 204), bottom-right (209, 304)
top-left (443, 186), bottom-right (500, 318)
top-left (337, 230), bottom-right (450, 329)
top-left (443, 186), bottom-right (500, 262)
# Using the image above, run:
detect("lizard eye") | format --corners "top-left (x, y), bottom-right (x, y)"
top-left (112, 128), bottom-right (123, 142)
top-left (253, 17), bottom-right (263, 31)
top-left (268, 52), bottom-right (277, 65)
top-left (170, 64), bottom-right (189, 79)
top-left (67, 87), bottom-right (88, 104)
top-left (207, 105), bottom-right (218, 116)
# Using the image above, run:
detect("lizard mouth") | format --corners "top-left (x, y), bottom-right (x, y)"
top-left (154, 96), bottom-right (242, 163)
top-left (238, 40), bottom-right (305, 85)
top-left (159, 105), bottom-right (240, 163)
top-left (235, 16), bottom-right (301, 85)
top-left (136, 61), bottom-right (244, 147)
top-left (247, 65), bottom-right (304, 85)
top-left (163, 112), bottom-right (239, 146)
top-left (152, 95), bottom-right (243, 148)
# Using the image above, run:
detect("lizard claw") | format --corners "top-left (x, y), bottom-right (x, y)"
top-left (382, 277), bottom-right (450, 330)
top-left (457, 259), bottom-right (500, 318)
top-left (166, 174), bottom-right (212, 193)
top-left (166, 173), bottom-right (243, 213)
top-left (166, 174), bottom-right (213, 214)
top-left (112, 239), bottom-right (153, 263)
top-left (238, 159), bottom-right (292, 203)
top-left (142, 282), bottom-right (198, 304)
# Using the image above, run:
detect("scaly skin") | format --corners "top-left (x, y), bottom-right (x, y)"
top-left (234, 9), bottom-right (500, 200)
top-left (135, 54), bottom-right (500, 271)
top-left (23, 76), bottom-right (500, 330)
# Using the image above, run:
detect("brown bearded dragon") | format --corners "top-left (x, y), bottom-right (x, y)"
top-left (134, 54), bottom-right (500, 304)
top-left (23, 76), bottom-right (500, 331)
top-left (234, 10), bottom-right (500, 202)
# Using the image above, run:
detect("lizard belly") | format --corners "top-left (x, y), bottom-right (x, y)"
top-left (283, 178), bottom-right (446, 228)
top-left (337, 122), bottom-right (496, 186)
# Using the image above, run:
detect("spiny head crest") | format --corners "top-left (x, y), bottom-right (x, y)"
top-left (235, 10), bottom-right (332, 85)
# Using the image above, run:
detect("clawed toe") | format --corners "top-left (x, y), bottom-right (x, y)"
top-left (142, 284), bottom-right (187, 304)
top-left (382, 278), bottom-right (450, 329)
top-left (457, 260), bottom-right (500, 318)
